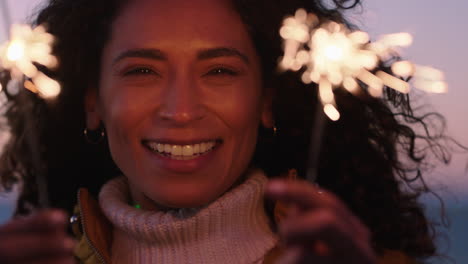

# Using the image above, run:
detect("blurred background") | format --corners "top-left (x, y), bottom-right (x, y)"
top-left (0, 0), bottom-right (467, 262)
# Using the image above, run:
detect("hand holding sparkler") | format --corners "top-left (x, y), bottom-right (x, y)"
top-left (0, 23), bottom-right (62, 209)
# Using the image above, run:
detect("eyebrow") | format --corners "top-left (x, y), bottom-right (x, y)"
top-left (112, 47), bottom-right (250, 65)
top-left (112, 49), bottom-right (167, 65)
top-left (197, 47), bottom-right (250, 64)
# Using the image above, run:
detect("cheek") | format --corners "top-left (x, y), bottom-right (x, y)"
top-left (208, 78), bottom-right (264, 130)
top-left (217, 85), bottom-right (264, 158)
top-left (98, 85), bottom-right (154, 164)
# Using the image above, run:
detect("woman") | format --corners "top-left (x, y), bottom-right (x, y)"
top-left (0, 0), bottom-right (448, 263)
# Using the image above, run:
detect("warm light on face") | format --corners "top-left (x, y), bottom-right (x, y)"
top-left (90, 0), bottom-right (268, 209)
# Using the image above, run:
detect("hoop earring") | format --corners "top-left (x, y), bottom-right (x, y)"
top-left (84, 127), bottom-right (105, 144)
top-left (273, 126), bottom-right (278, 137)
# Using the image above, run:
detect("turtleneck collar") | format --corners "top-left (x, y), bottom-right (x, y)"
top-left (99, 169), bottom-right (278, 264)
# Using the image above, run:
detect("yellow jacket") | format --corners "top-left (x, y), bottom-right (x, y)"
top-left (71, 188), bottom-right (418, 264)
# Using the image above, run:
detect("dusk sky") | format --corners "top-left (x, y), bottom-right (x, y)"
top-left (2, 0), bottom-right (466, 198)
top-left (1, 0), bottom-right (467, 261)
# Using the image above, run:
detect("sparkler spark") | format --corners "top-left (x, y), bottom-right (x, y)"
top-left (0, 24), bottom-right (60, 99)
top-left (280, 9), bottom-right (448, 121)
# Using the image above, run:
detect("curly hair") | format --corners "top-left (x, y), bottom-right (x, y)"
top-left (0, 0), bottom-right (455, 261)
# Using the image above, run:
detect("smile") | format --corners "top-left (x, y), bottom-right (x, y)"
top-left (142, 140), bottom-right (221, 160)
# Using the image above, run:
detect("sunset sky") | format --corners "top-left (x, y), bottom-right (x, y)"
top-left (1, 0), bottom-right (467, 261)
top-left (2, 0), bottom-right (465, 199)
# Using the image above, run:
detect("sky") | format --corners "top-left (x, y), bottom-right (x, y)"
top-left (3, 0), bottom-right (466, 200)
top-left (0, 0), bottom-right (467, 261)
top-left (360, 1), bottom-right (468, 203)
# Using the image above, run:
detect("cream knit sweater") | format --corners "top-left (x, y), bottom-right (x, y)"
top-left (99, 170), bottom-right (278, 264)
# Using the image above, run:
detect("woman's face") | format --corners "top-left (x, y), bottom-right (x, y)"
top-left (87, 0), bottom-right (272, 208)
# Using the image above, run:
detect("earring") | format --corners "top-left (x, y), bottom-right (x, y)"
top-left (84, 127), bottom-right (105, 144)
top-left (273, 126), bottom-right (278, 137)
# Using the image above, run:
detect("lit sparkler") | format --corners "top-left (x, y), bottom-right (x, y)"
top-left (0, 21), bottom-right (61, 209)
top-left (0, 24), bottom-right (60, 98)
top-left (280, 8), bottom-right (447, 121)
top-left (279, 9), bottom-right (448, 182)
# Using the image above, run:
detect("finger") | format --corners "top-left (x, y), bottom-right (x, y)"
top-left (0, 210), bottom-right (68, 235)
top-left (266, 179), bottom-right (337, 210)
top-left (267, 180), bottom-right (372, 239)
top-left (275, 246), bottom-right (334, 264)
top-left (280, 209), bottom-right (370, 246)
top-left (279, 210), bottom-right (375, 263)
top-left (275, 246), bottom-right (336, 264)
top-left (0, 233), bottom-right (75, 263)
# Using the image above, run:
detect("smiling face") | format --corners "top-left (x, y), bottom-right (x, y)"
top-left (86, 0), bottom-right (272, 209)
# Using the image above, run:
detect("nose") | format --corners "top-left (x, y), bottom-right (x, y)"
top-left (158, 72), bottom-right (204, 125)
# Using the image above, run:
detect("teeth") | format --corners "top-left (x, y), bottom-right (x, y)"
top-left (182, 145), bottom-right (193, 156)
top-left (145, 140), bottom-right (218, 157)
top-left (157, 144), bottom-right (164, 153)
top-left (172, 145), bottom-right (182, 155)
top-left (200, 142), bottom-right (207, 153)
top-left (164, 144), bottom-right (171, 153)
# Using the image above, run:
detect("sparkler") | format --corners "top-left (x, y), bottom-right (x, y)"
top-left (279, 9), bottom-right (448, 182)
top-left (0, 16), bottom-right (61, 208)
top-left (280, 9), bottom-right (447, 121)
top-left (0, 24), bottom-right (60, 98)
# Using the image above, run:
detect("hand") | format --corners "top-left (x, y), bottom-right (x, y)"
top-left (0, 209), bottom-right (76, 264)
top-left (265, 179), bottom-right (377, 264)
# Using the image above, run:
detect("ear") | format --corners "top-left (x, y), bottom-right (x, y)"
top-left (261, 91), bottom-right (274, 128)
top-left (85, 87), bottom-right (101, 130)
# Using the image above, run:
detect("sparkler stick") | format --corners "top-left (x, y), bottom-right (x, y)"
top-left (279, 9), bottom-right (448, 183)
top-left (306, 102), bottom-right (326, 182)
top-left (0, 6), bottom-right (61, 208)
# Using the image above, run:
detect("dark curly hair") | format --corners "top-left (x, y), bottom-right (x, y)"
top-left (0, 0), bottom-right (456, 262)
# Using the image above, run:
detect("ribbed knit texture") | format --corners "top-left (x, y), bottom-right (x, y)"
top-left (99, 170), bottom-right (278, 264)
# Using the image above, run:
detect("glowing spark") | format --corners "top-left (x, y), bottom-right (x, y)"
top-left (0, 24), bottom-right (60, 99)
top-left (6, 40), bottom-right (25, 61)
top-left (378, 33), bottom-right (413, 47)
top-left (343, 77), bottom-right (359, 93)
top-left (324, 104), bottom-right (340, 121)
top-left (23, 80), bottom-right (38, 93)
top-left (319, 79), bottom-right (334, 104)
top-left (392, 61), bottom-right (414, 78)
top-left (414, 65), bottom-right (445, 81)
top-left (325, 45), bottom-right (343, 61)
top-left (376, 71), bottom-right (410, 94)
top-left (279, 9), bottom-right (448, 121)
top-left (33, 72), bottom-right (61, 98)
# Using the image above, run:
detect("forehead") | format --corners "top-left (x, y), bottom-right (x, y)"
top-left (109, 0), bottom-right (252, 52)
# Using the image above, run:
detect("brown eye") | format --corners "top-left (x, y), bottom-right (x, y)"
top-left (206, 67), bottom-right (239, 76)
top-left (124, 67), bottom-right (156, 76)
